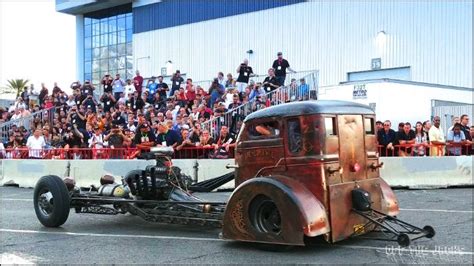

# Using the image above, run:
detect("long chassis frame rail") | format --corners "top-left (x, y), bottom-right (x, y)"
top-left (70, 196), bottom-right (227, 228)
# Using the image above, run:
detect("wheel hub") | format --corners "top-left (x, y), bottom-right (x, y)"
top-left (38, 191), bottom-right (54, 216)
top-left (254, 200), bottom-right (281, 234)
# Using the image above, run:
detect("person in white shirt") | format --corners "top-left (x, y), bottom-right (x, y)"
top-left (124, 79), bottom-right (136, 96)
top-left (89, 127), bottom-right (106, 159)
top-left (429, 116), bottom-right (446, 156)
top-left (14, 97), bottom-right (27, 110)
top-left (0, 142), bottom-right (5, 158)
top-left (10, 109), bottom-right (22, 120)
top-left (26, 128), bottom-right (46, 159)
top-left (66, 95), bottom-right (76, 107)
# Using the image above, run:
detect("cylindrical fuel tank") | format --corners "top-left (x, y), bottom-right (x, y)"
top-left (98, 184), bottom-right (130, 198)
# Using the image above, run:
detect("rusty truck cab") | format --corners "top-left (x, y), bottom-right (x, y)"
top-left (223, 100), bottom-right (399, 246)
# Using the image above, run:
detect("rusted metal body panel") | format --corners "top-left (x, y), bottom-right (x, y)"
top-left (222, 176), bottom-right (330, 246)
top-left (226, 100), bottom-right (400, 245)
top-left (328, 178), bottom-right (382, 242)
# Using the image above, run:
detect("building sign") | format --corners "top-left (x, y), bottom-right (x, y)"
top-left (161, 67), bottom-right (167, 76)
top-left (353, 84), bottom-right (367, 99)
top-left (371, 58), bottom-right (381, 70)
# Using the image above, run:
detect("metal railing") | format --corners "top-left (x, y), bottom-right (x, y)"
top-left (378, 143), bottom-right (473, 157)
top-left (0, 146), bottom-right (235, 160)
top-left (201, 71), bottom-right (319, 138)
top-left (0, 106), bottom-right (59, 142)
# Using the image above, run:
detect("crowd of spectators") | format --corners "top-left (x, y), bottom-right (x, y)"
top-left (0, 53), bottom-right (305, 159)
top-left (376, 114), bottom-right (474, 156)
top-left (1, 51), bottom-right (472, 160)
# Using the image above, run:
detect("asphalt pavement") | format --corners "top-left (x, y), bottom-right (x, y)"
top-left (0, 186), bottom-right (473, 264)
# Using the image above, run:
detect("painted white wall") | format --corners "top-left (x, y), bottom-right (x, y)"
top-left (318, 80), bottom-right (474, 128)
top-left (134, 1), bottom-right (472, 87)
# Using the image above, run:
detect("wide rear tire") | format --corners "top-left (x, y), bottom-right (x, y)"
top-left (249, 195), bottom-right (294, 252)
top-left (33, 175), bottom-right (70, 227)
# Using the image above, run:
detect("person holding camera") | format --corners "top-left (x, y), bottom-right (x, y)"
top-left (102, 73), bottom-right (113, 93)
top-left (248, 82), bottom-right (265, 100)
top-left (81, 80), bottom-right (95, 96)
top-left (68, 105), bottom-right (86, 130)
top-left (262, 68), bottom-right (281, 93)
top-left (113, 73), bottom-right (126, 100)
top-left (81, 93), bottom-right (98, 113)
top-left (236, 59), bottom-right (254, 95)
top-left (104, 123), bottom-right (129, 159)
top-left (100, 92), bottom-right (116, 113)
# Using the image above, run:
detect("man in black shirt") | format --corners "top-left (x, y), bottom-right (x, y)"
top-left (377, 120), bottom-right (398, 157)
top-left (262, 68), bottom-right (281, 93)
top-left (170, 70), bottom-right (184, 97)
top-left (100, 92), bottom-right (116, 113)
top-left (133, 123), bottom-right (156, 147)
top-left (68, 105), bottom-right (86, 130)
top-left (397, 122), bottom-right (416, 156)
top-left (157, 76), bottom-right (169, 100)
top-left (272, 52), bottom-right (295, 86)
top-left (236, 59), bottom-right (254, 95)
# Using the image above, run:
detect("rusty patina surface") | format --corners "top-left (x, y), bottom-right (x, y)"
top-left (225, 100), bottom-right (399, 245)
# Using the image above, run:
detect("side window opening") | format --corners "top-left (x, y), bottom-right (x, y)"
top-left (364, 117), bottom-right (375, 135)
top-left (287, 119), bottom-right (302, 153)
top-left (248, 121), bottom-right (280, 139)
top-left (325, 117), bottom-right (337, 136)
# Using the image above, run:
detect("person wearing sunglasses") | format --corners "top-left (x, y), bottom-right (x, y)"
top-left (377, 120), bottom-right (398, 157)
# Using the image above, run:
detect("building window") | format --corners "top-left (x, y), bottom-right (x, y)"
top-left (83, 11), bottom-right (133, 90)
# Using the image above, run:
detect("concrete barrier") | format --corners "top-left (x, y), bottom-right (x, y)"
top-left (0, 158), bottom-right (234, 189)
top-left (0, 157), bottom-right (472, 189)
top-left (379, 156), bottom-right (473, 189)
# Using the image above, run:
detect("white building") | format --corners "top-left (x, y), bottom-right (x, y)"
top-left (57, 0), bottom-right (472, 126)
top-left (56, 0), bottom-right (472, 88)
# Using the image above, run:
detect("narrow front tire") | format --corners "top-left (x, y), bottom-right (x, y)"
top-left (33, 175), bottom-right (70, 227)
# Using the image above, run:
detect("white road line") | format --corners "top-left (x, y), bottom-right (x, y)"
top-left (0, 228), bottom-right (222, 242)
top-left (0, 253), bottom-right (35, 264)
top-left (0, 198), bottom-right (32, 202)
top-left (1, 228), bottom-right (473, 256)
top-left (400, 208), bottom-right (474, 214)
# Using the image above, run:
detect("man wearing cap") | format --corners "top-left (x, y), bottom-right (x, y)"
top-left (134, 123), bottom-right (156, 148)
top-left (272, 52), bottom-right (295, 86)
top-left (236, 59), bottom-right (254, 96)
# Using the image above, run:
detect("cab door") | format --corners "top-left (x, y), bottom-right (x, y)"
top-left (235, 119), bottom-right (285, 186)
top-left (337, 115), bottom-right (367, 181)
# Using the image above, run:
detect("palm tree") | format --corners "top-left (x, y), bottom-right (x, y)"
top-left (1, 79), bottom-right (29, 97)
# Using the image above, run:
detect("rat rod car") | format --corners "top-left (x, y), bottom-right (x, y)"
top-left (33, 100), bottom-right (434, 248)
